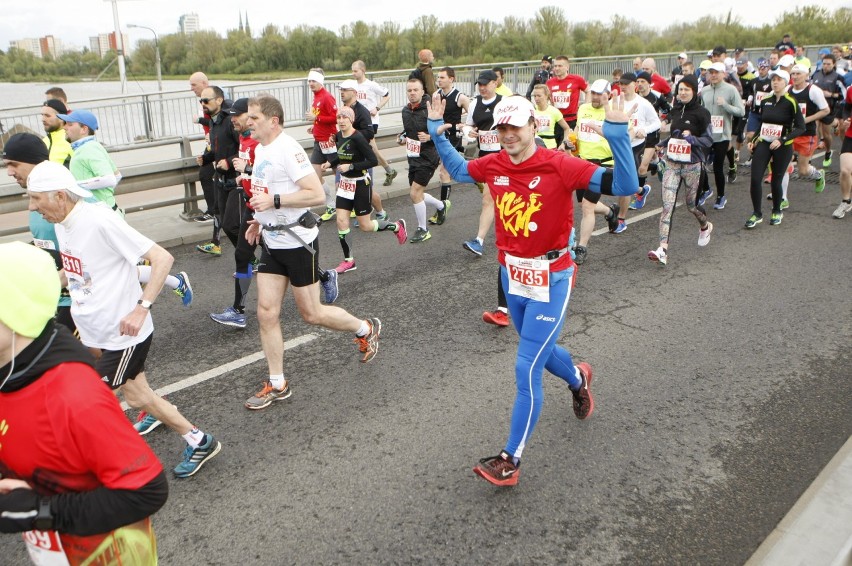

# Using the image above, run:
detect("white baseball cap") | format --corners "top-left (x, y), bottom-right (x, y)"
top-left (27, 161), bottom-right (92, 198)
top-left (778, 54), bottom-right (795, 68)
top-left (708, 62), bottom-right (726, 73)
top-left (492, 96), bottom-right (536, 127)
top-left (790, 64), bottom-right (810, 75)
top-left (769, 69), bottom-right (791, 83)
top-left (678, 52), bottom-right (688, 59)
top-left (338, 79), bottom-right (358, 90)
top-left (590, 79), bottom-right (611, 94)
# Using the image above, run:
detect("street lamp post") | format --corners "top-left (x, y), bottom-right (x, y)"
top-left (128, 23), bottom-right (164, 137)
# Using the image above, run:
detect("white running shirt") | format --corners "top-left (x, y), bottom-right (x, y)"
top-left (355, 79), bottom-right (389, 125)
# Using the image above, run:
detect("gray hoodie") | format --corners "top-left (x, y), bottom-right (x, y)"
top-left (699, 81), bottom-right (745, 142)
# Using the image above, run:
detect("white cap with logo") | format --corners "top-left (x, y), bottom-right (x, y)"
top-left (590, 79), bottom-right (611, 94)
top-left (492, 96), bottom-right (536, 127)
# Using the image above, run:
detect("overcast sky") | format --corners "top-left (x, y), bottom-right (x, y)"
top-left (2, 0), bottom-right (850, 51)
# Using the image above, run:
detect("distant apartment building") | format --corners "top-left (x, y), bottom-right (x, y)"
top-left (179, 13), bottom-right (200, 34)
top-left (9, 38), bottom-right (43, 58)
top-left (39, 35), bottom-right (62, 59)
top-left (88, 32), bottom-right (131, 58)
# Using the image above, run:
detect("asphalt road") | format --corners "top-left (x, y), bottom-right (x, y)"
top-left (2, 172), bottom-right (850, 565)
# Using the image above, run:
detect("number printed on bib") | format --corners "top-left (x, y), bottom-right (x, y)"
top-left (711, 115), bottom-right (724, 134)
top-left (578, 120), bottom-right (602, 142)
top-left (755, 91), bottom-right (769, 106)
top-left (552, 91), bottom-right (570, 109)
top-left (478, 130), bottom-right (500, 152)
top-left (24, 530), bottom-right (70, 566)
top-left (505, 254), bottom-right (550, 302)
top-left (760, 123), bottom-right (783, 142)
top-left (535, 115), bottom-right (551, 133)
top-left (251, 177), bottom-right (269, 195)
top-left (405, 137), bottom-right (422, 157)
top-left (799, 103), bottom-right (807, 117)
top-left (666, 138), bottom-right (692, 162)
top-left (336, 177), bottom-right (357, 199)
top-left (319, 140), bottom-right (337, 155)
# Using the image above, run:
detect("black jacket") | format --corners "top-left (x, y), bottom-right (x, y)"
top-left (202, 110), bottom-right (240, 179)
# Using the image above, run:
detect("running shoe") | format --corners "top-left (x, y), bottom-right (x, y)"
top-left (727, 166), bottom-right (737, 184)
top-left (174, 271), bottom-right (193, 307)
top-left (697, 222), bottom-right (713, 247)
top-left (350, 210), bottom-right (356, 218)
top-left (409, 227), bottom-right (431, 243)
top-left (780, 198), bottom-right (790, 210)
top-left (463, 238), bottom-right (483, 255)
top-left (742, 159), bottom-right (752, 167)
top-left (210, 307), bottom-right (247, 329)
top-left (196, 242), bottom-right (221, 255)
top-left (245, 381), bottom-right (291, 410)
top-left (833, 201), bottom-right (852, 218)
top-left (193, 212), bottom-right (214, 222)
top-left (613, 220), bottom-right (627, 234)
top-left (815, 169), bottom-right (826, 193)
top-left (173, 434), bottom-right (222, 478)
top-left (573, 245), bottom-right (588, 265)
top-left (766, 192), bottom-right (773, 200)
top-left (335, 259), bottom-right (357, 273)
top-left (320, 206), bottom-right (336, 222)
top-left (428, 213), bottom-right (439, 225)
top-left (823, 153), bottom-right (832, 168)
top-left (354, 317), bottom-right (381, 363)
top-left (134, 412), bottom-right (162, 435)
top-left (769, 212), bottom-right (783, 225)
top-left (629, 185), bottom-right (651, 210)
top-left (482, 310), bottom-right (509, 327)
top-left (572, 362), bottom-right (595, 420)
top-left (473, 451), bottom-right (519, 487)
top-left (745, 214), bottom-right (763, 229)
top-left (697, 188), bottom-right (713, 207)
top-left (763, 174), bottom-right (771, 185)
top-left (606, 204), bottom-right (620, 233)
top-left (713, 196), bottom-right (727, 210)
top-left (321, 269), bottom-right (339, 304)
top-left (383, 168), bottom-right (397, 186)
top-left (648, 246), bottom-right (667, 266)
top-left (394, 219), bottom-right (408, 245)
top-left (435, 200), bottom-right (451, 225)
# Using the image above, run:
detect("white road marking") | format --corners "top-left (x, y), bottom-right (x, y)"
top-left (591, 207), bottom-right (663, 236)
top-left (121, 333), bottom-right (318, 411)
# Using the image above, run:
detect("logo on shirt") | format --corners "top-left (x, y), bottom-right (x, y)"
top-left (493, 175), bottom-right (510, 186)
top-left (295, 152), bottom-right (305, 164)
top-left (529, 176), bottom-right (541, 189)
top-left (495, 191), bottom-right (543, 237)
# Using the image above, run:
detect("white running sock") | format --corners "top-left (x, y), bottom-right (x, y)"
top-left (414, 201), bottom-right (428, 229)
top-left (269, 374), bottom-right (285, 390)
top-left (356, 320), bottom-right (370, 337)
top-left (781, 173), bottom-right (789, 200)
top-left (423, 193), bottom-right (444, 210)
top-left (183, 427), bottom-right (205, 448)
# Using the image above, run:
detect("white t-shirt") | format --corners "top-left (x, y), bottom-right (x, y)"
top-left (355, 79), bottom-right (389, 125)
top-left (55, 201), bottom-right (154, 350)
top-left (251, 132), bottom-right (318, 249)
top-left (623, 95), bottom-right (661, 147)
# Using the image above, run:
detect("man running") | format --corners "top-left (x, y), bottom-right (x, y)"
top-left (426, 94), bottom-right (637, 487)
top-left (305, 69), bottom-right (339, 222)
top-left (351, 60), bottom-right (398, 186)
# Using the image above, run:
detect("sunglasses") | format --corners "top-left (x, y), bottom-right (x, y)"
top-left (200, 98), bottom-right (216, 104)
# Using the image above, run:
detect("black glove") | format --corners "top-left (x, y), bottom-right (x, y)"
top-left (0, 489), bottom-right (39, 533)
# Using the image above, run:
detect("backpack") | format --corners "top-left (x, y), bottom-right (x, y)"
top-left (409, 66), bottom-right (425, 86)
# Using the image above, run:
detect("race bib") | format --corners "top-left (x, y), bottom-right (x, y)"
top-left (336, 177), bottom-right (357, 200)
top-left (673, 74), bottom-right (683, 85)
top-left (478, 130), bottom-right (500, 152)
top-left (24, 530), bottom-right (70, 566)
top-left (630, 116), bottom-right (639, 130)
top-left (755, 91), bottom-right (769, 106)
top-left (60, 253), bottom-right (83, 278)
top-left (760, 123), bottom-right (783, 142)
top-left (799, 103), bottom-right (807, 117)
top-left (33, 238), bottom-right (56, 251)
top-left (506, 254), bottom-right (550, 302)
top-left (405, 138), bottom-right (422, 157)
top-left (578, 120), bottom-right (602, 142)
top-left (251, 177), bottom-right (269, 195)
top-left (238, 150), bottom-right (251, 160)
top-left (711, 115), bottom-right (724, 134)
top-left (535, 116), bottom-right (551, 132)
top-left (319, 140), bottom-right (337, 155)
top-left (552, 91), bottom-right (570, 109)
top-left (666, 138), bottom-right (692, 162)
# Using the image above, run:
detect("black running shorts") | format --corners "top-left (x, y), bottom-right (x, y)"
top-left (96, 333), bottom-right (153, 390)
top-left (258, 238), bottom-right (320, 287)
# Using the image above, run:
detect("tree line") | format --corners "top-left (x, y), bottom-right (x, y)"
top-left (1, 5), bottom-right (850, 82)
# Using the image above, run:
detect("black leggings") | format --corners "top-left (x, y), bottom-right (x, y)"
top-left (700, 141), bottom-right (730, 197)
top-left (750, 141), bottom-right (793, 216)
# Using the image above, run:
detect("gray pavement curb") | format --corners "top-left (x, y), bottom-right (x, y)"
top-left (746, 434), bottom-right (852, 566)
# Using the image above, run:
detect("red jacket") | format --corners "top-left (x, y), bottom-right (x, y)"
top-left (311, 87), bottom-right (338, 142)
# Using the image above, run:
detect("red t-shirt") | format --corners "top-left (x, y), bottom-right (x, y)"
top-left (0, 362), bottom-right (163, 565)
top-left (467, 148), bottom-right (598, 271)
top-left (311, 88), bottom-right (338, 142)
top-left (650, 73), bottom-right (672, 96)
top-left (546, 74), bottom-right (589, 121)
top-left (238, 132), bottom-right (259, 205)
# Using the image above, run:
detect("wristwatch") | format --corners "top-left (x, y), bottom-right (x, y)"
top-left (274, 194), bottom-right (281, 209)
top-left (33, 498), bottom-right (53, 531)
top-left (137, 299), bottom-right (153, 310)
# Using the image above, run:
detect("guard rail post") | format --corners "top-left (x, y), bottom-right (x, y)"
top-left (179, 136), bottom-right (203, 220)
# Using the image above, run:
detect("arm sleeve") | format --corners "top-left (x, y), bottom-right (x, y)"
top-left (350, 134), bottom-right (378, 171)
top-left (50, 471), bottom-right (168, 536)
top-left (427, 118), bottom-right (475, 183)
top-left (77, 173), bottom-right (117, 190)
top-left (810, 86), bottom-right (829, 110)
top-left (587, 121), bottom-right (638, 196)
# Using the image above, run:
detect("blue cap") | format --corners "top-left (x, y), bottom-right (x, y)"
top-left (56, 109), bottom-right (98, 132)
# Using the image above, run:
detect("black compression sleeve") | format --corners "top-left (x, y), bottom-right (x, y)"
top-left (598, 169), bottom-right (615, 195)
top-left (50, 471), bottom-right (168, 536)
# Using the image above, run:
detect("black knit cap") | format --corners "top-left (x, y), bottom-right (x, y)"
top-left (43, 99), bottom-right (68, 115)
top-left (2, 133), bottom-right (49, 164)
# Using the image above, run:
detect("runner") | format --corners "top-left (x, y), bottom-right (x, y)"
top-left (745, 69), bottom-right (805, 228)
top-left (834, 85), bottom-right (852, 218)
top-left (0, 242), bottom-right (167, 566)
top-left (431, 66), bottom-right (471, 223)
top-left (323, 106), bottom-right (407, 273)
top-left (532, 84), bottom-right (570, 150)
top-left (242, 95), bottom-right (382, 410)
top-left (26, 161), bottom-right (222, 478)
top-left (525, 55), bottom-right (553, 100)
top-left (401, 78), bottom-right (447, 243)
top-left (351, 60), bottom-right (398, 186)
top-left (649, 75), bottom-right (714, 266)
top-left (426, 93), bottom-right (638, 487)
top-left (789, 64), bottom-right (830, 196)
top-left (41, 99), bottom-right (72, 167)
top-left (304, 69), bottom-right (339, 222)
top-left (546, 55), bottom-right (589, 145)
top-left (810, 53), bottom-right (846, 168)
